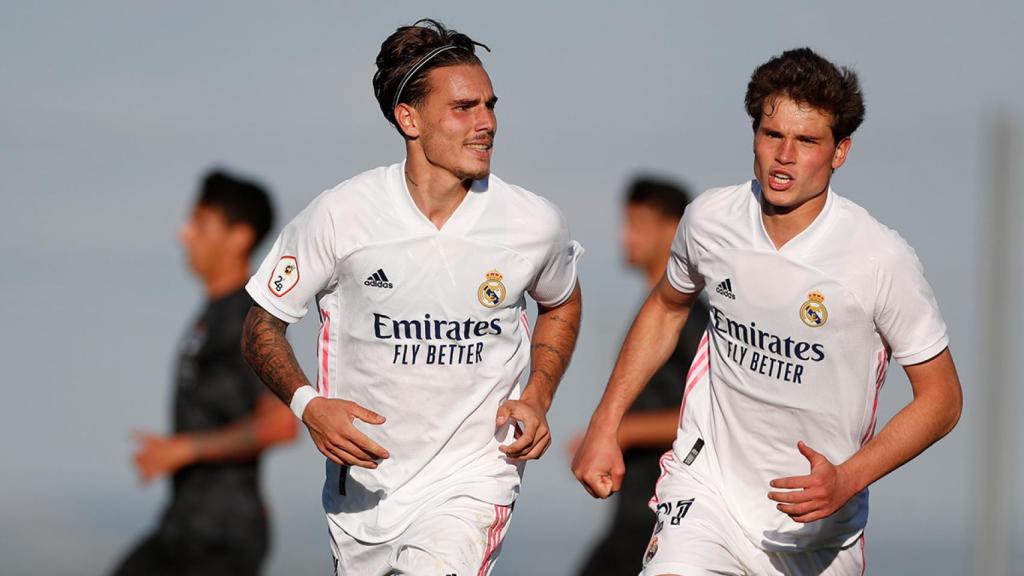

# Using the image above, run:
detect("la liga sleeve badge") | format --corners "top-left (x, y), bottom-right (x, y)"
top-left (268, 256), bottom-right (299, 297)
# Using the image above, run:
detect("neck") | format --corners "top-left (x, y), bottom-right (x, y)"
top-left (760, 186), bottom-right (828, 250)
top-left (644, 250), bottom-right (671, 288)
top-left (404, 149), bottom-right (472, 230)
top-left (202, 260), bottom-right (250, 300)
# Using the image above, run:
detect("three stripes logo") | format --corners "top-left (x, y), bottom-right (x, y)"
top-left (364, 268), bottom-right (394, 289)
top-left (715, 278), bottom-right (736, 300)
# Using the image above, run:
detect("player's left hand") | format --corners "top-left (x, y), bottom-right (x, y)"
top-left (132, 431), bottom-right (196, 484)
top-left (496, 398), bottom-right (551, 461)
top-left (767, 441), bottom-right (858, 523)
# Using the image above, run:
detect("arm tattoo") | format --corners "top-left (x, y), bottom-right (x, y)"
top-left (527, 289), bottom-right (582, 394)
top-left (541, 311), bottom-right (580, 339)
top-left (241, 305), bottom-right (311, 404)
top-left (529, 366), bottom-right (560, 389)
top-left (531, 342), bottom-right (571, 371)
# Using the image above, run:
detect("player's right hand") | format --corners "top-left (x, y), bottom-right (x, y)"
top-left (302, 397), bottom-right (389, 468)
top-left (571, 427), bottom-right (625, 499)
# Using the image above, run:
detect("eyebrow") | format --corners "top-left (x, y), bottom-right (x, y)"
top-left (450, 96), bottom-right (499, 107)
top-left (761, 126), bottom-right (823, 142)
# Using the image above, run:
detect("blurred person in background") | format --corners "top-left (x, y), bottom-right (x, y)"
top-left (111, 170), bottom-right (297, 576)
top-left (570, 177), bottom-right (709, 576)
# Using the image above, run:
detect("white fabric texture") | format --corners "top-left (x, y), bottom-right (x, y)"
top-left (248, 162), bottom-right (581, 542)
top-left (664, 180), bottom-right (948, 551)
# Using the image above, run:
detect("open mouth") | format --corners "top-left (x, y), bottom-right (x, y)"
top-left (768, 170), bottom-right (794, 189)
top-left (465, 141), bottom-right (493, 159)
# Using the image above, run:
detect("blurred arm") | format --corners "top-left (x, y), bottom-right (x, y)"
top-left (133, 393), bottom-right (297, 483)
top-left (616, 408), bottom-right (680, 450)
top-left (189, 393), bottom-right (297, 461)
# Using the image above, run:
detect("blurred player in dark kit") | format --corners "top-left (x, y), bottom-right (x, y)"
top-left (111, 170), bottom-right (297, 576)
top-left (571, 178), bottom-right (708, 576)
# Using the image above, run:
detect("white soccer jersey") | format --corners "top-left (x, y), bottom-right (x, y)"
top-left (247, 162), bottom-right (582, 543)
top-left (663, 180), bottom-right (948, 551)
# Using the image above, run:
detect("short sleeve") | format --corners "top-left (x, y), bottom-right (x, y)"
top-left (247, 196), bottom-right (339, 324)
top-left (528, 206), bottom-right (583, 307)
top-left (873, 240), bottom-right (949, 366)
top-left (665, 205), bottom-right (704, 294)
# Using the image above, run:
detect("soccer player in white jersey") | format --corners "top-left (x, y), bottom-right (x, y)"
top-left (572, 48), bottom-right (962, 575)
top-left (241, 19), bottom-right (582, 576)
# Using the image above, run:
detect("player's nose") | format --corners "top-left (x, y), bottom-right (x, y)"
top-left (476, 106), bottom-right (496, 134)
top-left (776, 138), bottom-right (796, 164)
top-left (178, 220), bottom-right (194, 246)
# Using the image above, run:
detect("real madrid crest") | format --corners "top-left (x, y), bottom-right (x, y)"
top-left (799, 290), bottom-right (828, 328)
top-left (477, 269), bottom-right (506, 308)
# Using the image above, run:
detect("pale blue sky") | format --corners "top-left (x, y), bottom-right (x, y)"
top-left (2, 2), bottom-right (1022, 574)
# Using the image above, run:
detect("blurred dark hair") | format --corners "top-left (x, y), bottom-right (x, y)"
top-left (626, 177), bottom-right (692, 221)
top-left (744, 47), bottom-right (865, 142)
top-left (373, 18), bottom-right (490, 134)
top-left (197, 170), bottom-right (274, 253)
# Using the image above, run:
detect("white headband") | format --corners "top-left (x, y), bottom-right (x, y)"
top-left (391, 44), bottom-right (459, 110)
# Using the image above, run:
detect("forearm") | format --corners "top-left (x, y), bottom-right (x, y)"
top-left (841, 392), bottom-right (959, 492)
top-left (189, 396), bottom-right (298, 463)
top-left (590, 282), bottom-right (693, 432)
top-left (189, 420), bottom-right (260, 462)
top-left (241, 304), bottom-right (312, 405)
top-left (522, 282), bottom-right (582, 411)
top-left (840, 350), bottom-right (962, 493)
top-left (617, 409), bottom-right (679, 450)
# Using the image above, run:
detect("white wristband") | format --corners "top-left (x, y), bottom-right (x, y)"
top-left (289, 385), bottom-right (319, 420)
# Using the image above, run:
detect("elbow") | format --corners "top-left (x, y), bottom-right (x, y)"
top-left (942, 392), bottom-right (963, 437)
top-left (270, 409), bottom-right (300, 444)
top-left (257, 411), bottom-right (299, 448)
top-left (933, 381), bottom-right (963, 439)
top-left (256, 398), bottom-right (301, 448)
top-left (280, 415), bottom-right (300, 441)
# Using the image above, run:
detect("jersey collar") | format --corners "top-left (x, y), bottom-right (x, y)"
top-left (749, 178), bottom-right (838, 258)
top-left (392, 161), bottom-right (488, 236)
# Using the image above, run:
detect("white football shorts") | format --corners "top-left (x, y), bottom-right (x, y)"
top-left (641, 467), bottom-right (864, 576)
top-left (330, 495), bottom-right (512, 576)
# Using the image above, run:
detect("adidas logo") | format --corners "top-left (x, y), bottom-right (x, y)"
top-left (715, 278), bottom-right (736, 300)
top-left (364, 268), bottom-right (394, 289)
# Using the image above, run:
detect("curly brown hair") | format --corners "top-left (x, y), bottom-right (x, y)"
top-left (744, 47), bottom-right (865, 142)
top-left (373, 19), bottom-right (490, 134)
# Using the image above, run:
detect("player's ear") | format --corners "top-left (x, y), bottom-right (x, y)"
top-left (831, 137), bottom-right (851, 171)
top-left (229, 224), bottom-right (256, 258)
top-left (394, 103), bottom-right (420, 139)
